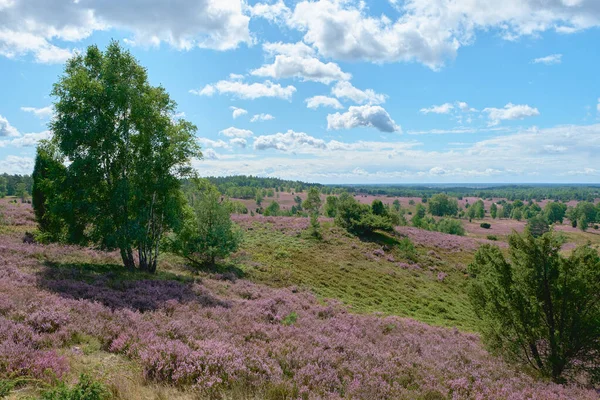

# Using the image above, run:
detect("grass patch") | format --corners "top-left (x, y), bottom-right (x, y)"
top-left (239, 224), bottom-right (478, 331)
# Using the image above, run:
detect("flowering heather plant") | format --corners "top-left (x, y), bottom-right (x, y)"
top-left (396, 226), bottom-right (507, 251)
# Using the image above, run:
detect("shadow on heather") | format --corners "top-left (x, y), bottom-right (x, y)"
top-left (36, 261), bottom-right (229, 312)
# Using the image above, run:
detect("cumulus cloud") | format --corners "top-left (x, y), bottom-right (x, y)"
top-left (0, 115), bottom-right (19, 137)
top-left (230, 106), bottom-right (247, 119)
top-left (251, 54), bottom-right (351, 84)
top-left (420, 103), bottom-right (454, 114)
top-left (21, 105), bottom-right (54, 119)
top-left (483, 103), bottom-right (540, 125)
top-left (331, 81), bottom-right (386, 105)
top-left (253, 130), bottom-right (327, 151)
top-left (327, 105), bottom-right (400, 132)
top-left (250, 113), bottom-right (275, 122)
top-left (247, 0), bottom-right (291, 23)
top-left (8, 130), bottom-right (52, 147)
top-left (251, 41), bottom-right (351, 84)
top-left (219, 127), bottom-right (254, 138)
top-left (191, 79), bottom-right (296, 100)
top-left (204, 148), bottom-right (220, 160)
top-left (0, 0), bottom-right (251, 63)
top-left (229, 137), bottom-right (247, 148)
top-left (305, 95), bottom-right (344, 109)
top-left (288, 0), bottom-right (600, 69)
top-left (532, 54), bottom-right (562, 65)
top-left (197, 137), bottom-right (230, 150)
top-left (0, 155), bottom-right (34, 174)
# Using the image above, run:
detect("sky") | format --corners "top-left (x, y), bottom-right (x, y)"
top-left (1, 0), bottom-right (600, 184)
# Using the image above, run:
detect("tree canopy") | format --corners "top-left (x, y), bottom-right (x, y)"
top-left (468, 231), bottom-right (600, 383)
top-left (39, 41), bottom-right (200, 272)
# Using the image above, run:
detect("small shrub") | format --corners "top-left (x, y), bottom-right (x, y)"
top-left (435, 218), bottom-right (465, 236)
top-left (41, 374), bottom-right (110, 400)
top-left (480, 223), bottom-right (491, 229)
top-left (0, 380), bottom-right (15, 398)
top-left (486, 235), bottom-right (498, 241)
top-left (282, 312), bottom-right (298, 326)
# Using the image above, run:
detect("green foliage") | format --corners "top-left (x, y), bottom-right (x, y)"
top-left (427, 193), bottom-right (459, 217)
top-left (544, 202), bottom-right (566, 224)
top-left (171, 182), bottom-right (242, 266)
top-left (0, 176), bottom-right (7, 198)
top-left (486, 235), bottom-right (498, 241)
top-left (480, 223), bottom-right (491, 229)
top-left (526, 214), bottom-right (550, 238)
top-left (264, 201), bottom-right (281, 217)
top-left (32, 141), bottom-right (68, 238)
top-left (334, 192), bottom-right (393, 236)
top-left (15, 182), bottom-right (28, 201)
top-left (371, 199), bottom-right (385, 216)
top-left (490, 203), bottom-right (497, 219)
top-left (302, 187), bottom-right (322, 214)
top-left (46, 41), bottom-right (200, 272)
top-left (226, 200), bottom-right (248, 214)
top-left (467, 200), bottom-right (485, 220)
top-left (324, 196), bottom-right (338, 218)
top-left (41, 374), bottom-right (110, 400)
top-left (255, 190), bottom-right (264, 206)
top-left (397, 237), bottom-right (418, 262)
top-left (281, 311), bottom-right (298, 326)
top-left (436, 218), bottom-right (465, 236)
top-left (468, 231), bottom-right (600, 383)
top-left (392, 199), bottom-right (401, 211)
top-left (0, 379), bottom-right (15, 398)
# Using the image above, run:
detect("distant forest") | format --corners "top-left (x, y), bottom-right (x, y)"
top-left (3, 173), bottom-right (599, 202)
top-left (205, 176), bottom-right (599, 202)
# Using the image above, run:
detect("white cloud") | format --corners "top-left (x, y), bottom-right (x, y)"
top-left (204, 148), bottom-right (220, 160)
top-left (254, 130), bottom-right (327, 151)
top-left (9, 130), bottom-right (51, 147)
top-left (197, 138), bottom-right (230, 149)
top-left (251, 54), bottom-right (351, 84)
top-left (250, 113), bottom-right (275, 122)
top-left (331, 81), bottom-right (386, 105)
top-left (288, 0), bottom-right (600, 69)
top-left (194, 123), bottom-right (600, 184)
top-left (20, 105), bottom-right (54, 119)
top-left (191, 79), bottom-right (296, 100)
top-left (532, 54), bottom-right (562, 65)
top-left (305, 95), bottom-right (344, 109)
top-left (597, 98), bottom-right (600, 113)
top-left (247, 0), bottom-right (291, 23)
top-left (0, 0), bottom-right (251, 64)
top-left (230, 106), bottom-right (247, 119)
top-left (219, 127), bottom-right (254, 138)
top-left (327, 105), bottom-right (400, 132)
top-left (420, 103), bottom-right (454, 114)
top-left (0, 155), bottom-right (34, 174)
top-left (0, 115), bottom-right (19, 137)
top-left (483, 103), bottom-right (540, 125)
top-left (263, 41), bottom-right (315, 58)
top-left (229, 137), bottom-right (247, 148)
top-left (251, 41), bottom-right (351, 84)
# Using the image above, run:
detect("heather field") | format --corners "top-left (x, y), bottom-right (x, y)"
top-left (1, 199), bottom-right (599, 399)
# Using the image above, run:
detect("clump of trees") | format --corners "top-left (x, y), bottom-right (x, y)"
top-left (31, 42), bottom-right (247, 273)
top-left (334, 193), bottom-right (394, 236)
top-left (427, 193), bottom-right (458, 217)
top-left (170, 180), bottom-right (242, 266)
top-left (468, 230), bottom-right (600, 384)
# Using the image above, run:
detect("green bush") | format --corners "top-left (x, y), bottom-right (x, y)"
top-left (486, 235), bottom-right (498, 241)
top-left (435, 218), bottom-right (465, 236)
top-left (480, 223), bottom-right (491, 229)
top-left (41, 374), bottom-right (110, 400)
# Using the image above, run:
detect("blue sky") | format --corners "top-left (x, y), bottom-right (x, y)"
top-left (1, 0), bottom-right (599, 183)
